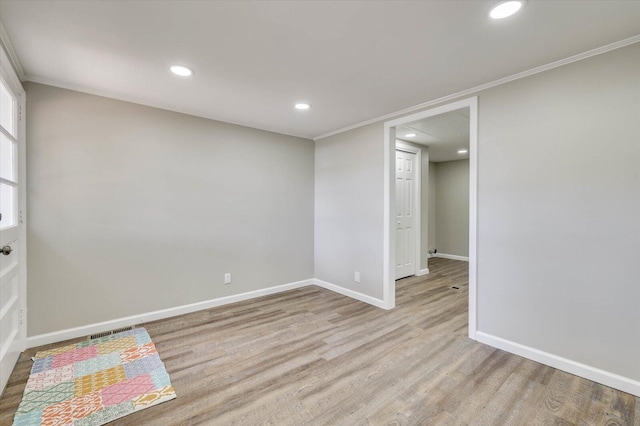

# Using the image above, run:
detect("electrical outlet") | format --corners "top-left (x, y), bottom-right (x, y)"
top-left (224, 273), bottom-right (232, 285)
top-left (354, 271), bottom-right (360, 283)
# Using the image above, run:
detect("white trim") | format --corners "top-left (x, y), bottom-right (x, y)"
top-left (0, 21), bottom-right (25, 81)
top-left (26, 277), bottom-right (394, 349)
top-left (17, 83), bottom-right (27, 354)
top-left (314, 35), bottom-right (640, 141)
top-left (384, 97), bottom-right (478, 339)
top-left (313, 279), bottom-right (387, 309)
top-left (26, 279), bottom-right (314, 348)
top-left (476, 331), bottom-right (640, 397)
top-left (416, 268), bottom-right (430, 276)
top-left (395, 142), bottom-right (421, 281)
top-left (435, 253), bottom-right (469, 262)
top-left (0, 36), bottom-right (26, 396)
top-left (0, 176), bottom-right (18, 186)
top-left (468, 97), bottom-right (478, 340)
top-left (381, 126), bottom-right (395, 310)
top-left (395, 142), bottom-right (421, 154)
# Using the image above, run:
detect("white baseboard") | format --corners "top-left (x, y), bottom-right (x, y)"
top-left (26, 279), bottom-right (314, 348)
top-left (416, 268), bottom-right (430, 276)
top-left (476, 331), bottom-right (640, 397)
top-left (313, 279), bottom-right (389, 310)
top-left (435, 253), bottom-right (469, 262)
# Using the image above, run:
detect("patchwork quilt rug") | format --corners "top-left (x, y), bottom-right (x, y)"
top-left (13, 327), bottom-right (176, 426)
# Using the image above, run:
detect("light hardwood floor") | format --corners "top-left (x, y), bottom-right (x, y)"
top-left (1, 258), bottom-right (638, 425)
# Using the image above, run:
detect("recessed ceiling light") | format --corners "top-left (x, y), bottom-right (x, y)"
top-left (489, 1), bottom-right (524, 19)
top-left (405, 133), bottom-right (417, 138)
top-left (458, 149), bottom-right (468, 154)
top-left (170, 65), bottom-right (194, 77)
top-left (295, 103), bottom-right (311, 110)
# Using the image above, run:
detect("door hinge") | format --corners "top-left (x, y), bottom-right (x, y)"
top-left (19, 104), bottom-right (23, 121)
top-left (19, 308), bottom-right (24, 325)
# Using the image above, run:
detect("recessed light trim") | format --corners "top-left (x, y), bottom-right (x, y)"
top-left (458, 149), bottom-right (468, 154)
top-left (405, 133), bottom-right (417, 138)
top-left (170, 65), bottom-right (194, 77)
top-left (295, 103), bottom-right (311, 110)
top-left (489, 1), bottom-right (524, 19)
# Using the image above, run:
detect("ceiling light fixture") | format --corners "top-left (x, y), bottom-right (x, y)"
top-left (295, 103), bottom-right (311, 110)
top-left (170, 65), bottom-right (194, 77)
top-left (458, 149), bottom-right (468, 154)
top-left (489, 1), bottom-right (524, 19)
top-left (405, 133), bottom-right (417, 138)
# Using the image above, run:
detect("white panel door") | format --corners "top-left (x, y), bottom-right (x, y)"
top-left (395, 150), bottom-right (416, 279)
top-left (0, 54), bottom-right (26, 393)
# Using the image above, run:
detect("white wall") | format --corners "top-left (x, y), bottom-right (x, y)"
top-left (433, 159), bottom-right (469, 257)
top-left (314, 43), bottom-right (640, 386)
top-left (26, 82), bottom-right (315, 336)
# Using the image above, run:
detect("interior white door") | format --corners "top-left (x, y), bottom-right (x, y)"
top-left (0, 60), bottom-right (26, 393)
top-left (395, 149), bottom-right (417, 279)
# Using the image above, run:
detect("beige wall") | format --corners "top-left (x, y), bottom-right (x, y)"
top-left (25, 82), bottom-right (315, 336)
top-left (433, 159), bottom-right (469, 257)
top-left (314, 43), bottom-right (640, 381)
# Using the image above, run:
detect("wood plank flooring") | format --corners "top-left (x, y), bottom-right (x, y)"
top-left (1, 258), bottom-right (637, 425)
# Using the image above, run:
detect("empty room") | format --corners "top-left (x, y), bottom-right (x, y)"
top-left (0, 1), bottom-right (639, 425)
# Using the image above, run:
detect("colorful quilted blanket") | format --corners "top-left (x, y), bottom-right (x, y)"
top-left (12, 327), bottom-right (176, 425)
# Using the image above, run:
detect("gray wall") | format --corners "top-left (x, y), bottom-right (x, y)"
top-left (428, 162), bottom-right (437, 254)
top-left (26, 82), bottom-right (315, 336)
top-left (433, 160), bottom-right (469, 257)
top-left (476, 44), bottom-right (639, 381)
top-left (315, 124), bottom-right (384, 299)
top-left (314, 43), bottom-right (640, 381)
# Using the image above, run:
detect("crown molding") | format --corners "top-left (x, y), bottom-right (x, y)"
top-left (0, 20), bottom-right (25, 81)
top-left (313, 34), bottom-right (640, 141)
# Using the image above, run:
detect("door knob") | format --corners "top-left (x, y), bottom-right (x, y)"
top-left (1, 246), bottom-right (12, 256)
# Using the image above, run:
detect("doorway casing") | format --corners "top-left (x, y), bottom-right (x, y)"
top-left (382, 97), bottom-right (478, 340)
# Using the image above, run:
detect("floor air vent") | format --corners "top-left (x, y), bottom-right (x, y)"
top-left (88, 326), bottom-right (134, 340)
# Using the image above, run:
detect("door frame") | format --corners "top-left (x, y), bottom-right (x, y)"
top-left (0, 35), bottom-right (27, 393)
top-left (383, 97), bottom-right (478, 340)
top-left (395, 142), bottom-right (421, 280)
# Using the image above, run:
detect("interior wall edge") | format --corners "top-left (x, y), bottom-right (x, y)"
top-left (476, 331), bottom-right (640, 398)
top-left (313, 278), bottom-right (388, 310)
top-left (416, 268), bottom-right (430, 276)
top-left (434, 253), bottom-right (469, 262)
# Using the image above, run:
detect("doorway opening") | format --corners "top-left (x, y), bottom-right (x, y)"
top-left (383, 97), bottom-right (478, 340)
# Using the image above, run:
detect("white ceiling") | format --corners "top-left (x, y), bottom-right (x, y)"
top-left (1, 1), bottom-right (639, 139)
top-left (397, 108), bottom-right (470, 162)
